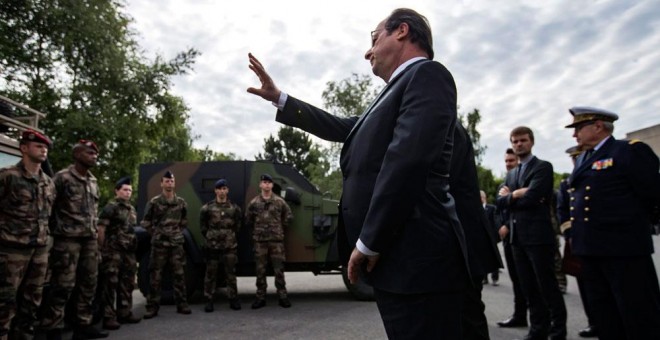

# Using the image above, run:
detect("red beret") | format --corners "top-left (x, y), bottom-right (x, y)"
top-left (20, 129), bottom-right (52, 146)
top-left (77, 139), bottom-right (99, 152)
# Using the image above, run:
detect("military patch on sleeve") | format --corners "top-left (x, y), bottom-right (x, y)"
top-left (628, 139), bottom-right (641, 144)
top-left (592, 158), bottom-right (613, 170)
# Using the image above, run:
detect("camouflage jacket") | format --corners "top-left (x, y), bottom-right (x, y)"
top-left (141, 193), bottom-right (187, 247)
top-left (51, 165), bottom-right (99, 238)
top-left (246, 194), bottom-right (292, 242)
top-left (0, 161), bottom-right (55, 247)
top-left (98, 198), bottom-right (137, 251)
top-left (200, 199), bottom-right (242, 250)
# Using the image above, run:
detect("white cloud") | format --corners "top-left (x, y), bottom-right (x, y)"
top-left (124, 0), bottom-right (660, 174)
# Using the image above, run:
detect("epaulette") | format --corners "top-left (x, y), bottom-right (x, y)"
top-left (628, 139), bottom-right (641, 144)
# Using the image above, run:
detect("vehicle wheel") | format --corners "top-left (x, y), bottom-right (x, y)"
top-left (341, 266), bottom-right (375, 301)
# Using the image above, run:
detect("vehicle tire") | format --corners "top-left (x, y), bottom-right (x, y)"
top-left (341, 266), bottom-right (375, 301)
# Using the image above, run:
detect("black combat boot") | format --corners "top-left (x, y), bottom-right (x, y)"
top-left (204, 300), bottom-right (214, 313)
top-left (72, 325), bottom-right (109, 340)
top-left (251, 299), bottom-right (266, 309)
top-left (278, 297), bottom-right (292, 308)
top-left (229, 298), bottom-right (242, 310)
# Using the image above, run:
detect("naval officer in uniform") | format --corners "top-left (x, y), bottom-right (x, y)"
top-left (564, 106), bottom-right (660, 340)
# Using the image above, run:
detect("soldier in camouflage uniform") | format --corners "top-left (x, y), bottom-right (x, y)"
top-left (0, 130), bottom-right (54, 340)
top-left (39, 140), bottom-right (108, 340)
top-left (97, 177), bottom-right (142, 331)
top-left (141, 171), bottom-right (191, 318)
top-left (246, 174), bottom-right (293, 309)
top-left (200, 179), bottom-right (243, 312)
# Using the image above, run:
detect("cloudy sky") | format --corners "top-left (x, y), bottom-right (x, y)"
top-left (124, 0), bottom-right (660, 175)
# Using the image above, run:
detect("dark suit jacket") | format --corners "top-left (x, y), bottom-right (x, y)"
top-left (484, 204), bottom-right (500, 242)
top-left (450, 124), bottom-right (502, 277)
top-left (567, 137), bottom-right (660, 256)
top-left (276, 59), bottom-right (469, 294)
top-left (496, 156), bottom-right (555, 246)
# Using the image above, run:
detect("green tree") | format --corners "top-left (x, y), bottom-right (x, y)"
top-left (321, 73), bottom-right (381, 166)
top-left (0, 0), bottom-right (200, 204)
top-left (255, 126), bottom-right (324, 179)
top-left (459, 108), bottom-right (487, 165)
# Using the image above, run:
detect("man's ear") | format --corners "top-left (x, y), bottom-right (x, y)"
top-left (397, 22), bottom-right (409, 40)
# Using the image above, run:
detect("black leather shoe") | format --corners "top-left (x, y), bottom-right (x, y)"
top-left (278, 297), bottom-right (292, 308)
top-left (578, 326), bottom-right (597, 338)
top-left (497, 316), bottom-right (528, 328)
top-left (177, 304), bottom-right (192, 315)
top-left (251, 299), bottom-right (266, 309)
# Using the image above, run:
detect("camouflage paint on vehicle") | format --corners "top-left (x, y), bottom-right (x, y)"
top-left (136, 160), bottom-right (341, 281)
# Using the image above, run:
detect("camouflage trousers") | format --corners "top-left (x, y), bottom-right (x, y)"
top-left (254, 241), bottom-right (287, 300)
top-left (0, 245), bottom-right (48, 339)
top-left (100, 249), bottom-right (136, 320)
top-left (204, 248), bottom-right (238, 300)
top-left (40, 237), bottom-right (99, 330)
top-left (147, 245), bottom-right (187, 309)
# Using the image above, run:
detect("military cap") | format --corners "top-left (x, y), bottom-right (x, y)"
top-left (565, 106), bottom-right (619, 128)
top-left (260, 173), bottom-right (273, 182)
top-left (565, 145), bottom-right (582, 158)
top-left (115, 176), bottom-right (132, 190)
top-left (20, 129), bottom-right (52, 146)
top-left (76, 139), bottom-right (99, 152)
top-left (163, 170), bottom-right (174, 179)
top-left (215, 178), bottom-right (227, 188)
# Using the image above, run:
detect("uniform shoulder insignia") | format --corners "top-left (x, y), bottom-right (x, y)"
top-left (628, 139), bottom-right (641, 144)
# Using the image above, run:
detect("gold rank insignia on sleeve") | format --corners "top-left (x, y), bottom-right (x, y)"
top-left (592, 158), bottom-right (613, 170)
top-left (628, 139), bottom-right (641, 144)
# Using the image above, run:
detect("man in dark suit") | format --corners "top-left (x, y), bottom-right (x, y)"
top-left (497, 127), bottom-right (567, 340)
top-left (247, 8), bottom-right (469, 339)
top-left (452, 125), bottom-right (502, 340)
top-left (564, 107), bottom-right (660, 340)
top-left (497, 148), bottom-right (529, 329)
top-left (481, 190), bottom-right (500, 285)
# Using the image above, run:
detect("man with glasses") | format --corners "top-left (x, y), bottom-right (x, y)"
top-left (247, 8), bottom-right (468, 339)
top-left (564, 107), bottom-right (660, 339)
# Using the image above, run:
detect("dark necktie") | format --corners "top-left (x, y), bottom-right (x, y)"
top-left (516, 164), bottom-right (523, 187)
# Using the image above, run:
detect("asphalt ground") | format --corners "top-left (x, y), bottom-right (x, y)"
top-left (59, 235), bottom-right (660, 339)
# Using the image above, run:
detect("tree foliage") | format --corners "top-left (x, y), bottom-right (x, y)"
top-left (459, 108), bottom-right (487, 165)
top-left (255, 126), bottom-right (324, 179)
top-left (321, 73), bottom-right (381, 166)
top-left (0, 0), bottom-right (201, 204)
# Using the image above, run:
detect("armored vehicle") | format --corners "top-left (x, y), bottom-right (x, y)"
top-left (134, 160), bottom-right (373, 300)
top-left (0, 95), bottom-right (47, 168)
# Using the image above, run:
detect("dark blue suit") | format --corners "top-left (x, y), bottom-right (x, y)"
top-left (497, 156), bottom-right (567, 339)
top-left (276, 59), bottom-right (469, 339)
top-left (567, 136), bottom-right (660, 339)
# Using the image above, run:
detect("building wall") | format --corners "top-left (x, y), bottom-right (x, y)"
top-left (626, 123), bottom-right (660, 157)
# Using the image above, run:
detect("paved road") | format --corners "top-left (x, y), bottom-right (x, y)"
top-left (81, 236), bottom-right (660, 339)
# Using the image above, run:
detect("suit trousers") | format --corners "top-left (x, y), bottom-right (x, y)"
top-left (374, 288), bottom-right (462, 340)
top-left (503, 240), bottom-right (527, 318)
top-left (513, 244), bottom-right (567, 339)
top-left (580, 255), bottom-right (660, 340)
top-left (461, 276), bottom-right (489, 340)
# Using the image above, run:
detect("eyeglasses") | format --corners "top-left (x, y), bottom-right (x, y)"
top-left (371, 29), bottom-right (383, 46)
